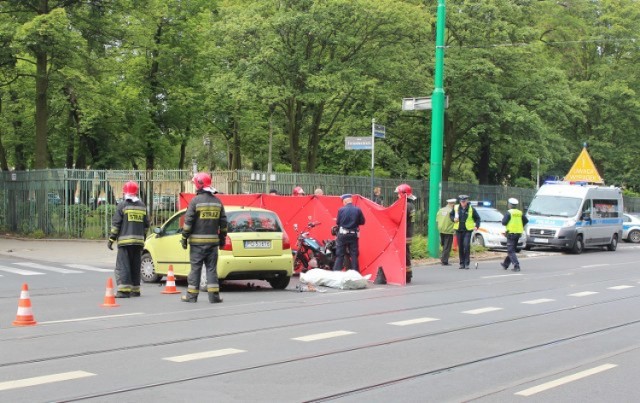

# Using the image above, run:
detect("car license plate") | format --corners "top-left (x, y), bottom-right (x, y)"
top-left (244, 240), bottom-right (271, 249)
top-left (533, 238), bottom-right (549, 244)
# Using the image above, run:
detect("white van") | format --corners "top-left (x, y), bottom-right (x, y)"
top-left (525, 182), bottom-right (623, 254)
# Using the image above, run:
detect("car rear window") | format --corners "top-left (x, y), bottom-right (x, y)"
top-left (227, 211), bottom-right (282, 233)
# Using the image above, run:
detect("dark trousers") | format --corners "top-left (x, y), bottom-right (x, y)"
top-left (333, 233), bottom-right (359, 271)
top-left (440, 233), bottom-right (453, 264)
top-left (115, 245), bottom-right (142, 292)
top-left (187, 244), bottom-right (220, 293)
top-left (502, 233), bottom-right (521, 269)
top-left (456, 231), bottom-right (473, 268)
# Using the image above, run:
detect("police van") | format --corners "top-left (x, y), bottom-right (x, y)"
top-left (525, 181), bottom-right (623, 254)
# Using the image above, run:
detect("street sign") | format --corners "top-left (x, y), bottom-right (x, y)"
top-left (402, 96), bottom-right (449, 111)
top-left (345, 137), bottom-right (372, 150)
top-left (374, 124), bottom-right (386, 139)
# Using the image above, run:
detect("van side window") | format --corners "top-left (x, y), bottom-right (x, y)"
top-left (593, 199), bottom-right (619, 218)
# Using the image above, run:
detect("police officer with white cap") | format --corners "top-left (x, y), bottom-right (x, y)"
top-left (501, 197), bottom-right (528, 272)
top-left (450, 195), bottom-right (481, 269)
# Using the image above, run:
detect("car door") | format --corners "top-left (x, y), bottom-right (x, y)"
top-left (152, 211), bottom-right (190, 276)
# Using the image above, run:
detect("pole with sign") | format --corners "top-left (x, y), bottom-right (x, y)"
top-left (370, 119), bottom-right (386, 199)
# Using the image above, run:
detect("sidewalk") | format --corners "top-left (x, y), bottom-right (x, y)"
top-left (0, 236), bottom-right (114, 266)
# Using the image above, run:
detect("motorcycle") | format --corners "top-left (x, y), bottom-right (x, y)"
top-left (292, 219), bottom-right (351, 274)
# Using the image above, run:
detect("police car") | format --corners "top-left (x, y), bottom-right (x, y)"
top-left (470, 201), bottom-right (526, 252)
top-left (623, 213), bottom-right (640, 243)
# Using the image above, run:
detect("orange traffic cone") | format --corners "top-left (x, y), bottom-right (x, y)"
top-left (101, 278), bottom-right (120, 307)
top-left (12, 283), bottom-right (37, 326)
top-left (162, 265), bottom-right (180, 294)
top-left (452, 235), bottom-right (458, 251)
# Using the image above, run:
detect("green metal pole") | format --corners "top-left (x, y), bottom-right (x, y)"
top-left (427, 0), bottom-right (446, 258)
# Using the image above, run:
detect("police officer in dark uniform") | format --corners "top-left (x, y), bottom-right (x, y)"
top-left (395, 184), bottom-right (416, 283)
top-left (501, 197), bottom-right (528, 272)
top-left (450, 195), bottom-right (481, 269)
top-left (180, 172), bottom-right (228, 303)
top-left (333, 194), bottom-right (365, 271)
top-left (109, 181), bottom-right (149, 298)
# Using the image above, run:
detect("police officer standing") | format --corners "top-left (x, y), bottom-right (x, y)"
top-left (180, 172), bottom-right (228, 303)
top-left (333, 194), bottom-right (365, 272)
top-left (395, 184), bottom-right (416, 282)
top-left (501, 197), bottom-right (528, 272)
top-left (437, 198), bottom-right (456, 266)
top-left (450, 195), bottom-right (481, 270)
top-left (109, 181), bottom-right (149, 298)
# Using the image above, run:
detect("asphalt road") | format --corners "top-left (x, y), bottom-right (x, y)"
top-left (1, 242), bottom-right (640, 402)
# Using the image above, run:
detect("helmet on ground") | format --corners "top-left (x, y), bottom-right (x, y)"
top-left (331, 225), bottom-right (339, 236)
top-left (394, 183), bottom-right (413, 196)
top-left (508, 197), bottom-right (519, 205)
top-left (122, 181), bottom-right (139, 195)
top-left (292, 186), bottom-right (305, 196)
top-left (192, 172), bottom-right (212, 190)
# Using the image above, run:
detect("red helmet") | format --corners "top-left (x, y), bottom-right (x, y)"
top-left (192, 172), bottom-right (212, 190)
top-left (123, 181), bottom-right (139, 195)
top-left (394, 183), bottom-right (412, 196)
top-left (292, 186), bottom-right (305, 196)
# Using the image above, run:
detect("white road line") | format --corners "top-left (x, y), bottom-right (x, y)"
top-left (164, 348), bottom-right (246, 363)
top-left (14, 262), bottom-right (82, 274)
top-left (462, 307), bottom-right (503, 315)
top-left (569, 291), bottom-right (599, 297)
top-left (389, 317), bottom-right (440, 326)
top-left (292, 330), bottom-right (355, 342)
top-left (65, 264), bottom-right (113, 273)
top-left (515, 363), bottom-right (617, 396)
top-left (482, 274), bottom-right (524, 279)
top-left (0, 265), bottom-right (45, 276)
top-left (522, 298), bottom-right (555, 305)
top-left (580, 264), bottom-right (610, 268)
top-left (40, 313), bottom-right (144, 324)
top-left (0, 370), bottom-right (96, 392)
top-left (608, 285), bottom-right (634, 290)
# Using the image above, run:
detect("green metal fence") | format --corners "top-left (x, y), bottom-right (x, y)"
top-left (1, 169), bottom-right (638, 239)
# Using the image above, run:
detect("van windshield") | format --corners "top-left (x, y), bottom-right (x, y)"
top-left (527, 195), bottom-right (581, 218)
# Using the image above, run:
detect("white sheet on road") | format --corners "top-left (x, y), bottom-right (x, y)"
top-left (299, 268), bottom-right (371, 290)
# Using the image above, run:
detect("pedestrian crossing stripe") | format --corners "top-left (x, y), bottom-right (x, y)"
top-left (0, 263), bottom-right (110, 276)
top-left (65, 264), bottom-right (112, 273)
top-left (14, 262), bottom-right (82, 274)
top-left (0, 265), bottom-right (45, 276)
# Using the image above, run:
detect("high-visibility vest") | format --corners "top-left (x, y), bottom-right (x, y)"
top-left (453, 205), bottom-right (475, 231)
top-left (505, 209), bottom-right (524, 234)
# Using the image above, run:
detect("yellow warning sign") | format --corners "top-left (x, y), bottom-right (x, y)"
top-left (564, 147), bottom-right (604, 184)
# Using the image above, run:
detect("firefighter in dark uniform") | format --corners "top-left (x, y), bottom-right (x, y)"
top-left (501, 197), bottom-right (528, 272)
top-left (333, 194), bottom-right (365, 271)
top-left (450, 194), bottom-right (481, 270)
top-left (108, 181), bottom-right (149, 298)
top-left (395, 184), bottom-right (416, 282)
top-left (180, 172), bottom-right (228, 303)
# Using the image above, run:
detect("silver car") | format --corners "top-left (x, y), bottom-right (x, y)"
top-left (623, 213), bottom-right (640, 243)
top-left (472, 207), bottom-right (526, 251)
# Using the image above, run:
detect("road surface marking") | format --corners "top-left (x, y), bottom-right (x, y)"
top-left (14, 262), bottom-right (82, 274)
top-left (522, 298), bottom-right (555, 305)
top-left (483, 274), bottom-right (524, 279)
top-left (580, 264), bottom-right (610, 268)
top-left (0, 371), bottom-right (96, 392)
top-left (40, 313), bottom-right (144, 324)
top-left (389, 317), bottom-right (440, 326)
top-left (0, 265), bottom-right (45, 276)
top-left (462, 307), bottom-right (503, 315)
top-left (608, 285), bottom-right (634, 290)
top-left (65, 264), bottom-right (113, 273)
top-left (515, 363), bottom-right (617, 396)
top-left (569, 291), bottom-right (598, 297)
top-left (164, 348), bottom-right (246, 363)
top-left (292, 330), bottom-right (355, 342)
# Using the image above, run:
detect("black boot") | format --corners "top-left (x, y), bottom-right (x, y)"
top-left (512, 266), bottom-right (521, 272)
top-left (208, 292), bottom-right (223, 303)
top-left (115, 291), bottom-right (130, 298)
top-left (500, 263), bottom-right (508, 270)
top-left (181, 292), bottom-right (198, 303)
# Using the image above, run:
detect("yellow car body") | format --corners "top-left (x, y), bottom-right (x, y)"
top-left (141, 206), bottom-right (293, 289)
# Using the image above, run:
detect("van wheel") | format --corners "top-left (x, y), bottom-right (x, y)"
top-left (607, 234), bottom-right (618, 251)
top-left (571, 235), bottom-right (584, 254)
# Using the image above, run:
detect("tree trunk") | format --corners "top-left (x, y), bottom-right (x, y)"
top-left (443, 118), bottom-right (455, 181)
top-left (306, 102), bottom-right (324, 173)
top-left (34, 49), bottom-right (49, 169)
top-left (476, 138), bottom-right (491, 185)
top-left (0, 96), bottom-right (9, 171)
top-left (286, 97), bottom-right (303, 172)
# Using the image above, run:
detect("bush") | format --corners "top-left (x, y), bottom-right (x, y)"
top-left (68, 204), bottom-right (91, 237)
top-left (410, 234), bottom-right (486, 260)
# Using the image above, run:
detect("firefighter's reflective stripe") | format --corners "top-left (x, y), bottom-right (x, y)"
top-left (189, 234), bottom-right (221, 244)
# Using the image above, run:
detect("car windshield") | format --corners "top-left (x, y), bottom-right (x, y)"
top-left (477, 208), bottom-right (503, 222)
top-left (527, 195), bottom-right (581, 217)
top-left (227, 211), bottom-right (282, 233)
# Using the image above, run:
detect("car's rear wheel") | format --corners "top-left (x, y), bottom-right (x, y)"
top-left (473, 234), bottom-right (485, 247)
top-left (140, 252), bottom-right (161, 283)
top-left (607, 234), bottom-right (618, 251)
top-left (628, 230), bottom-right (640, 243)
top-left (268, 275), bottom-right (291, 290)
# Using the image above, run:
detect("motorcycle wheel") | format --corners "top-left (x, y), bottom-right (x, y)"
top-left (293, 251), bottom-right (309, 274)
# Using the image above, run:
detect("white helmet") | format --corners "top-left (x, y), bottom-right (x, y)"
top-left (508, 197), bottom-right (519, 205)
